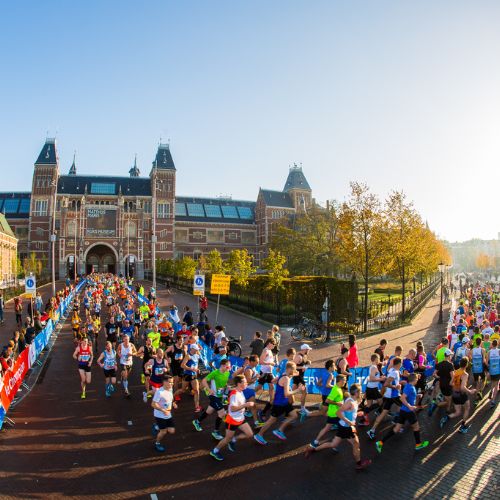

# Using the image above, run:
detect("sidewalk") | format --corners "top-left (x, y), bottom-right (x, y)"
top-left (296, 296), bottom-right (449, 367)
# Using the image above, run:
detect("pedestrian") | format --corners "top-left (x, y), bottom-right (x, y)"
top-left (0, 291), bottom-right (4, 324)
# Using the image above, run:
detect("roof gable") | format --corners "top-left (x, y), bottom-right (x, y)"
top-left (153, 144), bottom-right (176, 170)
top-left (35, 139), bottom-right (58, 165)
top-left (284, 166), bottom-right (311, 192)
top-left (259, 189), bottom-right (294, 208)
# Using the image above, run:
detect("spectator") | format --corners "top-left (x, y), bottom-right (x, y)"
top-left (249, 331), bottom-right (265, 357)
top-left (200, 323), bottom-right (214, 349)
top-left (346, 334), bottom-right (359, 368)
top-left (182, 306), bottom-right (194, 327)
top-left (0, 291), bottom-right (4, 324)
top-left (214, 325), bottom-right (226, 346)
top-left (374, 339), bottom-right (388, 363)
top-left (199, 295), bottom-right (208, 316)
top-left (14, 296), bottom-right (23, 328)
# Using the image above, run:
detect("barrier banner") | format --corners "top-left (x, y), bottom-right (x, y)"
top-left (0, 348), bottom-right (30, 413)
top-left (0, 280), bottom-right (86, 429)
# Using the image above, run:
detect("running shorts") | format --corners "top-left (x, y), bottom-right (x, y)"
top-left (365, 387), bottom-right (382, 400)
top-left (258, 373), bottom-right (273, 385)
top-left (184, 374), bottom-right (197, 382)
top-left (120, 364), bottom-right (133, 372)
top-left (150, 380), bottom-right (162, 389)
top-left (337, 425), bottom-right (356, 439)
top-left (452, 391), bottom-right (468, 405)
top-left (209, 396), bottom-right (224, 411)
top-left (439, 383), bottom-right (452, 397)
top-left (155, 417), bottom-right (175, 430)
top-left (270, 403), bottom-right (294, 418)
top-left (397, 410), bottom-right (417, 425)
top-left (78, 363), bottom-right (91, 373)
top-left (103, 368), bottom-right (116, 378)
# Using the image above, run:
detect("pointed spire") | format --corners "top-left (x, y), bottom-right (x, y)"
top-left (35, 137), bottom-right (58, 165)
top-left (129, 153), bottom-right (141, 177)
top-left (69, 151), bottom-right (77, 175)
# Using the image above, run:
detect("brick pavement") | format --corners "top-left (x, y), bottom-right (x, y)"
top-left (0, 284), bottom-right (498, 500)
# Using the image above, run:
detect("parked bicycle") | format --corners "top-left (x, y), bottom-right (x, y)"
top-left (227, 335), bottom-right (242, 357)
top-left (290, 317), bottom-right (327, 344)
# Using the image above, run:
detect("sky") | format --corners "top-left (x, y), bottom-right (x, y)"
top-left (1, 0), bottom-right (499, 243)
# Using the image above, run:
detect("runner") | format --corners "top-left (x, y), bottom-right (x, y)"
top-left (254, 362), bottom-right (304, 445)
top-left (193, 358), bottom-right (231, 439)
top-left (151, 374), bottom-right (177, 453)
top-left (308, 374), bottom-right (347, 449)
top-left (306, 384), bottom-right (371, 471)
top-left (105, 316), bottom-right (119, 349)
top-left (440, 357), bottom-right (476, 433)
top-left (137, 336), bottom-right (155, 389)
top-left (97, 341), bottom-right (117, 397)
top-left (376, 373), bottom-right (429, 453)
top-left (367, 356), bottom-right (402, 440)
top-left (71, 309), bottom-right (81, 340)
top-left (144, 348), bottom-right (168, 402)
top-left (209, 374), bottom-right (255, 461)
top-left (487, 339), bottom-right (499, 408)
top-left (361, 353), bottom-right (386, 426)
top-left (117, 334), bottom-right (137, 398)
top-left (177, 343), bottom-right (202, 411)
top-left (293, 344), bottom-right (313, 416)
top-left (255, 339), bottom-right (277, 420)
top-left (72, 336), bottom-right (93, 399)
top-left (470, 337), bottom-right (487, 401)
top-left (166, 336), bottom-right (186, 401)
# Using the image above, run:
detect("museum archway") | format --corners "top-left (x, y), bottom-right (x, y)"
top-left (85, 244), bottom-right (117, 274)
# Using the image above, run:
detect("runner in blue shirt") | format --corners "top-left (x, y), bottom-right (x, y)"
top-left (375, 373), bottom-right (429, 453)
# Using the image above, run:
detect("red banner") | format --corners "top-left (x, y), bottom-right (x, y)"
top-left (0, 348), bottom-right (30, 413)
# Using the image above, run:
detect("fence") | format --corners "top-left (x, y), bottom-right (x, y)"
top-left (358, 278), bottom-right (440, 332)
top-left (0, 279), bottom-right (86, 429)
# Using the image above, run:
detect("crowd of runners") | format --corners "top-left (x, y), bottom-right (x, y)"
top-left (68, 274), bottom-right (498, 469)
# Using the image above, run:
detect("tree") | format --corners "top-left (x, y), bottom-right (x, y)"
top-left (173, 256), bottom-right (198, 280)
top-left (12, 256), bottom-right (23, 279)
top-left (384, 191), bottom-right (426, 319)
top-left (203, 249), bottom-right (225, 276)
top-left (262, 249), bottom-right (289, 290)
top-left (271, 201), bottom-right (342, 276)
top-left (476, 253), bottom-right (491, 270)
top-left (23, 252), bottom-right (42, 277)
top-left (225, 249), bottom-right (256, 287)
top-left (338, 182), bottom-right (388, 332)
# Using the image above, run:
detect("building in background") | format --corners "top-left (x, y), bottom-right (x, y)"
top-left (0, 213), bottom-right (18, 284)
top-left (0, 139), bottom-right (313, 279)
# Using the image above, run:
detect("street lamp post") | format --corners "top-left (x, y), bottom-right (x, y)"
top-left (438, 262), bottom-right (446, 324)
top-left (50, 181), bottom-right (57, 297)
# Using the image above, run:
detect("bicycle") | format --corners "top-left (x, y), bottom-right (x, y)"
top-left (227, 335), bottom-right (242, 357)
top-left (290, 317), bottom-right (327, 344)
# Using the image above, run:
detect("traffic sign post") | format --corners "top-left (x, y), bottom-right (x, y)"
top-left (193, 274), bottom-right (205, 297)
top-left (25, 275), bottom-right (36, 298)
top-left (210, 274), bottom-right (231, 323)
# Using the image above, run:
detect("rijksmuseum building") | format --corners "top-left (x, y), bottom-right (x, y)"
top-left (0, 139), bottom-right (313, 279)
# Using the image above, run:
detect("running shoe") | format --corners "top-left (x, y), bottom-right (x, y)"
top-left (300, 411), bottom-right (308, 424)
top-left (105, 389), bottom-right (111, 398)
top-left (355, 458), bottom-right (372, 470)
top-left (210, 450), bottom-right (224, 461)
top-left (375, 441), bottom-right (383, 453)
top-left (415, 441), bottom-right (430, 450)
top-left (143, 391), bottom-right (148, 403)
top-left (309, 440), bottom-right (319, 449)
top-left (458, 424), bottom-right (471, 434)
top-left (439, 415), bottom-right (449, 429)
top-left (81, 391), bottom-right (86, 399)
top-left (358, 416), bottom-right (370, 427)
top-left (366, 429), bottom-right (376, 440)
top-left (228, 441), bottom-right (236, 452)
top-left (154, 443), bottom-right (165, 453)
top-left (427, 402), bottom-right (437, 416)
top-left (192, 420), bottom-right (202, 432)
top-left (254, 420), bottom-right (265, 428)
top-left (253, 434), bottom-right (268, 445)
top-left (211, 431), bottom-right (224, 440)
top-left (301, 408), bottom-right (311, 416)
top-left (272, 429), bottom-right (287, 441)
top-left (110, 384), bottom-right (116, 393)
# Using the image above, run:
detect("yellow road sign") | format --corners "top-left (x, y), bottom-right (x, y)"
top-left (210, 274), bottom-right (231, 295)
top-left (193, 289), bottom-right (204, 296)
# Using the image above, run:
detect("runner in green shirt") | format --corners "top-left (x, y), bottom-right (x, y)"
top-left (308, 374), bottom-right (347, 449)
top-left (192, 359), bottom-right (231, 440)
top-left (147, 326), bottom-right (161, 350)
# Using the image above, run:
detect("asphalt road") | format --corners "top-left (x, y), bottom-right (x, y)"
top-left (0, 284), bottom-right (498, 500)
